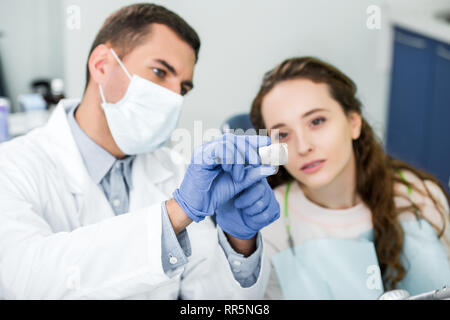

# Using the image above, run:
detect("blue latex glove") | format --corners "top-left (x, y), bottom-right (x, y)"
top-left (173, 134), bottom-right (276, 222)
top-left (216, 178), bottom-right (280, 239)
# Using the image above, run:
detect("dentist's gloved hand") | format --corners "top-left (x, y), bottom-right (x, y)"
top-left (216, 178), bottom-right (280, 239)
top-left (173, 133), bottom-right (276, 222)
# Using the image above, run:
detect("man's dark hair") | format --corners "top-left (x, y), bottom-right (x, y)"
top-left (85, 3), bottom-right (200, 90)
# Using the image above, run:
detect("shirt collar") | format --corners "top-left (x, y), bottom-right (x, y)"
top-left (67, 104), bottom-right (135, 186)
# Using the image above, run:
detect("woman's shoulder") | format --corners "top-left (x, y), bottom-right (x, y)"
top-left (262, 183), bottom-right (291, 254)
top-left (394, 170), bottom-right (449, 221)
top-left (272, 182), bottom-right (293, 216)
top-left (273, 182), bottom-right (288, 195)
top-left (267, 183), bottom-right (290, 226)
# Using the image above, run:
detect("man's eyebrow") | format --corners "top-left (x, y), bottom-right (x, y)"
top-left (183, 81), bottom-right (194, 90)
top-left (154, 59), bottom-right (194, 90)
top-left (155, 59), bottom-right (177, 76)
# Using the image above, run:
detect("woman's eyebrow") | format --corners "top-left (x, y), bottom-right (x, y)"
top-left (270, 108), bottom-right (329, 129)
top-left (302, 108), bottom-right (329, 118)
top-left (270, 123), bottom-right (285, 130)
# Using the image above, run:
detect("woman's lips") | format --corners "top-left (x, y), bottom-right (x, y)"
top-left (300, 160), bottom-right (326, 173)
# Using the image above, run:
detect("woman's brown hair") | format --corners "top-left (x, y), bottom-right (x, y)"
top-left (250, 57), bottom-right (450, 289)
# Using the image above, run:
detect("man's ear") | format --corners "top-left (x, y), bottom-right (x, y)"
top-left (88, 44), bottom-right (111, 86)
top-left (348, 111), bottom-right (362, 140)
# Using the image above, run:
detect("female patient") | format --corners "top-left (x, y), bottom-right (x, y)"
top-left (250, 57), bottom-right (450, 299)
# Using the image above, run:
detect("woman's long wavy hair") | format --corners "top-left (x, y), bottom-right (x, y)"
top-left (250, 57), bottom-right (450, 289)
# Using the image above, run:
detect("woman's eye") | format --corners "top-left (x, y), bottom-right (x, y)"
top-left (277, 132), bottom-right (288, 140)
top-left (311, 117), bottom-right (326, 127)
top-left (152, 68), bottom-right (166, 78)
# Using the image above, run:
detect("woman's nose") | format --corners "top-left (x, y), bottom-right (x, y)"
top-left (295, 132), bottom-right (313, 156)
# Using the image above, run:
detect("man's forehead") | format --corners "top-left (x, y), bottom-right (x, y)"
top-left (142, 24), bottom-right (195, 55)
top-left (129, 30), bottom-right (195, 70)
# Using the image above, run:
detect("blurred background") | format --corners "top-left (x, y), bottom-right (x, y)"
top-left (0, 0), bottom-right (448, 191)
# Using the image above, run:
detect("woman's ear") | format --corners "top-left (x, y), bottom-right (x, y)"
top-left (348, 112), bottom-right (362, 140)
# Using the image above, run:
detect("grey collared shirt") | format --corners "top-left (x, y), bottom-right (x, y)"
top-left (66, 104), bottom-right (261, 286)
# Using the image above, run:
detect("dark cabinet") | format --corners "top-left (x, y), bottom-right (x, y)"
top-left (386, 27), bottom-right (450, 192)
top-left (426, 42), bottom-right (450, 192)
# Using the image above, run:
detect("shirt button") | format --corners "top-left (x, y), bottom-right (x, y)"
top-left (233, 260), bottom-right (242, 266)
top-left (169, 256), bottom-right (178, 265)
top-left (115, 163), bottom-right (121, 169)
top-left (112, 199), bottom-right (121, 207)
top-left (233, 268), bottom-right (241, 273)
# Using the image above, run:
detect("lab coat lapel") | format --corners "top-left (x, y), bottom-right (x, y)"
top-left (42, 100), bottom-right (175, 223)
top-left (129, 152), bottom-right (174, 213)
top-left (41, 100), bottom-right (115, 225)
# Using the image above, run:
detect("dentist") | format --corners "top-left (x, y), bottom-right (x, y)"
top-left (0, 3), bottom-right (279, 299)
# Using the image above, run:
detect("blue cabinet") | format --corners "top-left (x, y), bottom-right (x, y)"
top-left (386, 27), bottom-right (450, 192)
top-left (426, 42), bottom-right (450, 192)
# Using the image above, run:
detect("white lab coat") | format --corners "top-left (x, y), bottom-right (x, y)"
top-left (0, 99), bottom-right (269, 299)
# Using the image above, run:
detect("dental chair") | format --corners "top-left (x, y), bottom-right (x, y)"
top-left (379, 286), bottom-right (450, 300)
top-left (221, 113), bottom-right (254, 134)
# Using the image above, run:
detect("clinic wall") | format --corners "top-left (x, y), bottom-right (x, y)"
top-left (62, 0), bottom-right (392, 145)
top-left (0, 0), bottom-right (64, 112)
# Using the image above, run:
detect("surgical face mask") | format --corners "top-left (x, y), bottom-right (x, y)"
top-left (99, 48), bottom-right (184, 155)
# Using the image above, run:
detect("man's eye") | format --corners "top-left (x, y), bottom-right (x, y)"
top-left (152, 68), bottom-right (166, 78)
top-left (181, 87), bottom-right (187, 96)
top-left (311, 117), bottom-right (326, 127)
